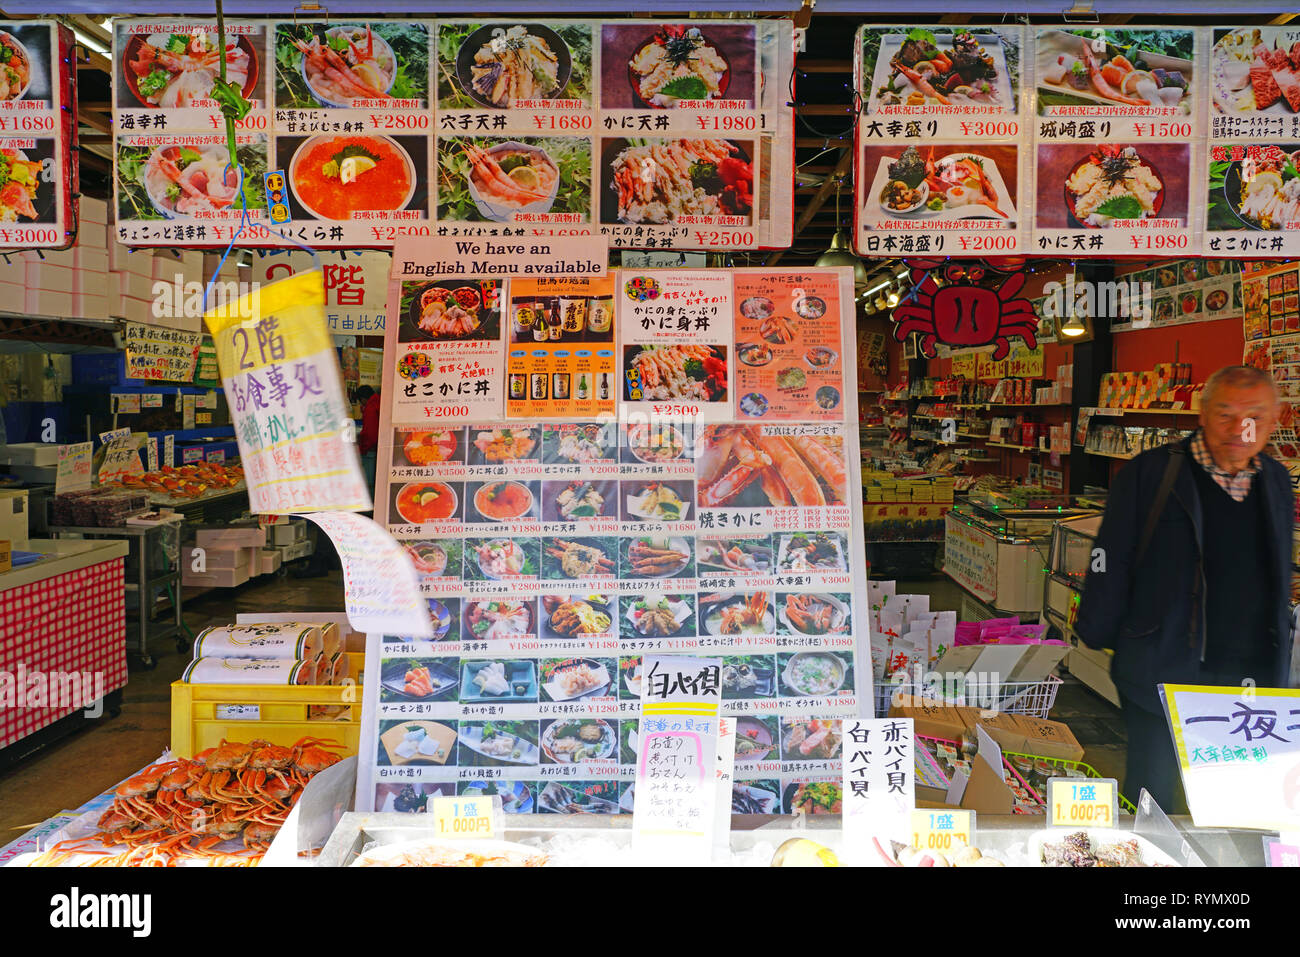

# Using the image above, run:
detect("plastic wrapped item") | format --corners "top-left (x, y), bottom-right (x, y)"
top-left (181, 657), bottom-right (317, 685)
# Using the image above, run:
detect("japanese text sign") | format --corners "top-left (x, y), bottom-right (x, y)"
top-left (1047, 777), bottom-right (1117, 828)
top-left (1162, 684), bottom-right (1300, 831)
top-left (124, 322), bottom-right (203, 383)
top-left (842, 717), bottom-right (915, 864)
top-left (55, 442), bottom-right (93, 495)
top-left (205, 268), bottom-right (370, 513)
top-left (633, 655), bottom-right (722, 866)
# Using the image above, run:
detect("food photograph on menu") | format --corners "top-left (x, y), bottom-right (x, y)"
top-left (858, 143), bottom-right (1020, 229)
top-left (274, 133), bottom-right (429, 222)
top-left (115, 21), bottom-right (266, 110)
top-left (599, 21), bottom-right (757, 109)
top-left (1210, 26), bottom-right (1300, 116)
top-left (436, 134), bottom-right (592, 224)
top-left (436, 21), bottom-right (593, 109)
top-left (398, 279), bottom-right (502, 343)
top-left (1034, 26), bottom-right (1194, 114)
top-left (599, 136), bottom-right (756, 225)
top-left (858, 25), bottom-right (1021, 112)
top-left (1036, 142), bottom-right (1189, 229)
top-left (115, 134), bottom-right (268, 221)
top-left (273, 21), bottom-right (429, 108)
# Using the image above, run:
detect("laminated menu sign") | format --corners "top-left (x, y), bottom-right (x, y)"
top-left (0, 21), bottom-right (76, 250)
top-left (732, 270), bottom-right (846, 421)
top-left (204, 269), bottom-right (371, 513)
top-left (618, 270), bottom-right (731, 422)
top-left (303, 511), bottom-right (433, 639)
top-left (1209, 27), bottom-right (1300, 140)
top-left (354, 263), bottom-right (870, 816)
top-left (1032, 27), bottom-right (1201, 258)
top-left (632, 655), bottom-right (722, 865)
top-left (1205, 143), bottom-right (1300, 257)
top-left (123, 322), bottom-right (203, 382)
top-left (853, 26), bottom-right (1028, 257)
top-left (506, 275), bottom-right (617, 418)
top-left (1161, 684), bottom-right (1300, 831)
top-left (113, 17), bottom-right (793, 251)
top-left (55, 442), bottom-right (93, 495)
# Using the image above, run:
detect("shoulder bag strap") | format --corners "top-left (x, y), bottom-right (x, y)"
top-left (1134, 446), bottom-right (1186, 566)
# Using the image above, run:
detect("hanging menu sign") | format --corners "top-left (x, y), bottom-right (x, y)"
top-left (355, 264), bottom-right (869, 817)
top-left (1031, 26), bottom-right (1201, 258)
top-left (123, 321), bottom-right (203, 382)
top-left (0, 21), bottom-right (76, 250)
top-left (111, 17), bottom-right (794, 251)
top-left (854, 25), bottom-right (1027, 258)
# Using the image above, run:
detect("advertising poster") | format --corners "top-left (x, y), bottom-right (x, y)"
top-left (732, 270), bottom-right (846, 421)
top-left (1206, 142), bottom-right (1300, 257)
top-left (505, 275), bottom-right (617, 418)
top-left (618, 270), bottom-right (732, 422)
top-left (1210, 27), bottom-right (1300, 140)
top-left (0, 21), bottom-right (75, 249)
top-left (356, 265), bottom-right (869, 817)
top-left (112, 17), bottom-right (795, 250)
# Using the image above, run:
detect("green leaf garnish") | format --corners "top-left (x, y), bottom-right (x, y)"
top-left (1094, 195), bottom-right (1144, 220)
top-left (658, 76), bottom-right (709, 101)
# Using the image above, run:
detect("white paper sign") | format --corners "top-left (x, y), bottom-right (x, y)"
top-left (303, 512), bottom-right (433, 639)
top-left (55, 442), bottom-right (93, 495)
top-left (714, 716), bottom-right (737, 862)
top-left (633, 655), bottom-right (723, 867)
top-left (1162, 684), bottom-right (1300, 831)
top-left (843, 716), bottom-right (915, 866)
top-left (164, 433), bottom-right (175, 469)
top-left (97, 428), bottom-right (145, 483)
top-left (115, 393), bottom-right (141, 414)
top-left (147, 438), bottom-right (159, 472)
top-left (182, 394), bottom-right (196, 430)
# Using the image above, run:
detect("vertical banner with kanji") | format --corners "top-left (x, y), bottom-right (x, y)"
top-left (842, 716), bottom-right (915, 865)
top-left (204, 268), bottom-right (371, 513)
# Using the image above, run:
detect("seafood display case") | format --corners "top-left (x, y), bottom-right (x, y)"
top-left (1041, 513), bottom-right (1120, 707)
top-left (943, 492), bottom-right (1100, 619)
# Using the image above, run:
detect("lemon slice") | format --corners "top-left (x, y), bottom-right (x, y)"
top-left (509, 165), bottom-right (540, 190)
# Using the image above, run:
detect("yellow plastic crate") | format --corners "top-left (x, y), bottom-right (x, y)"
top-left (170, 652), bottom-right (365, 759)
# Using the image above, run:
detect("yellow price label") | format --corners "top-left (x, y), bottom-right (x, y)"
top-left (1048, 778), bottom-right (1117, 827)
top-left (430, 796), bottom-right (496, 839)
top-left (909, 809), bottom-right (974, 852)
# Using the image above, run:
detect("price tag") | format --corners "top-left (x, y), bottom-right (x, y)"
top-left (910, 809), bottom-right (974, 853)
top-left (1048, 777), bottom-right (1118, 828)
top-left (215, 704), bottom-right (261, 720)
top-left (431, 796), bottom-right (497, 840)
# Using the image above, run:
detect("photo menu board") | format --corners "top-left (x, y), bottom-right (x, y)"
top-left (0, 20), bottom-right (76, 249)
top-left (111, 17), bottom-right (794, 252)
top-left (356, 261), bottom-right (869, 818)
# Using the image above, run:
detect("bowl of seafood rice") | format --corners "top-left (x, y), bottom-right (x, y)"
top-left (466, 140), bottom-right (560, 222)
top-left (299, 25), bottom-right (397, 107)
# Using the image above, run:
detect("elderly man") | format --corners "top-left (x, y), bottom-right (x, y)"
top-left (1077, 365), bottom-right (1295, 810)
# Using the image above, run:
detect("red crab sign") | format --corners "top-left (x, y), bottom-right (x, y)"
top-left (892, 257), bottom-right (1038, 361)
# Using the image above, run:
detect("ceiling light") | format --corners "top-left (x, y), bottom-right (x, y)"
top-left (815, 229), bottom-right (868, 287)
top-left (862, 277), bottom-right (892, 296)
top-left (68, 25), bottom-right (108, 55)
top-left (886, 289), bottom-right (900, 307)
top-left (1061, 315), bottom-right (1087, 337)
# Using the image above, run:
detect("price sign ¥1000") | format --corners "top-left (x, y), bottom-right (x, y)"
top-left (910, 809), bottom-right (974, 852)
top-left (430, 796), bottom-right (496, 839)
top-left (1047, 777), bottom-right (1118, 828)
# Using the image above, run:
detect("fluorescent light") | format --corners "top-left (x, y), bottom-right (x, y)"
top-left (863, 278), bottom-right (892, 296)
top-left (70, 25), bottom-right (108, 55)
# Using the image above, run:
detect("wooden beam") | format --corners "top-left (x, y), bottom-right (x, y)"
top-left (78, 108), bottom-right (111, 134)
top-left (766, 146), bottom-right (853, 267)
top-left (796, 59), bottom-right (853, 73)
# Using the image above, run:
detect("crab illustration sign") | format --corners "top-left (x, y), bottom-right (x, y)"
top-left (890, 258), bottom-right (1038, 360)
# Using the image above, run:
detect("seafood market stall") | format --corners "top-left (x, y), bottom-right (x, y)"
top-left (0, 539), bottom-right (129, 770)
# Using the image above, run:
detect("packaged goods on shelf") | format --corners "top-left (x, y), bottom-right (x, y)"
top-left (182, 656), bottom-right (318, 685)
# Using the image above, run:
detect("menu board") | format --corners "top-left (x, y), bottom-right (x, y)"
top-left (356, 264), bottom-right (868, 817)
top-left (122, 321), bottom-right (203, 382)
top-left (0, 21), bottom-right (76, 249)
top-left (854, 25), bottom-right (1027, 258)
top-left (1111, 258), bottom-right (1240, 332)
top-left (1241, 261), bottom-right (1299, 339)
top-left (111, 17), bottom-right (794, 251)
top-left (507, 276), bottom-right (617, 418)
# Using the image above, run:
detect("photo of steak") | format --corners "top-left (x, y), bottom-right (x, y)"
top-left (1290, 41), bottom-right (1300, 71)
top-left (1283, 82), bottom-right (1300, 113)
top-left (1251, 60), bottom-right (1282, 109)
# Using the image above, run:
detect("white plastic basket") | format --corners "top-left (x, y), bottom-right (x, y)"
top-left (874, 674), bottom-right (1063, 719)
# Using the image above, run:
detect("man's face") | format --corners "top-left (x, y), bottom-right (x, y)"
top-left (1200, 382), bottom-right (1278, 467)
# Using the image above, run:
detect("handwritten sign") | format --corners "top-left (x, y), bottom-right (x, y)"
top-left (206, 269), bottom-right (371, 513)
top-left (911, 809), bottom-right (974, 853)
top-left (1161, 684), bottom-right (1300, 830)
top-left (430, 795), bottom-right (497, 839)
top-left (843, 717), bottom-right (915, 865)
top-left (55, 443), bottom-right (93, 495)
top-left (1047, 777), bottom-right (1117, 828)
top-left (182, 394), bottom-right (196, 431)
top-left (1006, 343), bottom-right (1044, 378)
top-left (146, 438), bottom-right (159, 472)
top-left (951, 353), bottom-right (977, 380)
top-left (142, 393), bottom-right (164, 409)
top-left (302, 512), bottom-right (433, 639)
top-left (123, 322), bottom-right (203, 383)
top-left (97, 428), bottom-right (145, 484)
top-left (633, 655), bottom-right (722, 867)
top-left (164, 434), bottom-right (175, 469)
top-left (114, 393), bottom-right (141, 414)
top-left (943, 513), bottom-right (998, 602)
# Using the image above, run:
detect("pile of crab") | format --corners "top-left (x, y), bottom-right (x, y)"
top-left (34, 737), bottom-right (343, 867)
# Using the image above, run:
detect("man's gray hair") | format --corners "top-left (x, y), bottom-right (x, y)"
top-left (1203, 365), bottom-right (1279, 406)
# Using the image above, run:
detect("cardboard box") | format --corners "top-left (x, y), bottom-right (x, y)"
top-left (184, 545), bottom-right (249, 571)
top-left (81, 196), bottom-right (108, 224)
top-left (282, 539), bottom-right (314, 562)
top-left (182, 564), bottom-right (251, 588)
top-left (259, 548), bottom-right (283, 575)
top-left (889, 694), bottom-right (969, 742)
top-left (117, 296), bottom-right (152, 324)
top-left (78, 220), bottom-right (107, 249)
top-left (967, 711), bottom-right (1028, 754)
top-left (73, 293), bottom-right (110, 321)
top-left (271, 522), bottom-right (306, 546)
top-left (195, 525), bottom-right (267, 549)
top-left (74, 246), bottom-right (109, 272)
top-left (0, 490), bottom-right (30, 548)
top-left (109, 243), bottom-right (154, 276)
top-left (25, 288), bottom-right (74, 318)
top-left (0, 539), bottom-right (11, 574)
top-left (1012, 715), bottom-right (1085, 762)
top-left (115, 269), bottom-right (156, 301)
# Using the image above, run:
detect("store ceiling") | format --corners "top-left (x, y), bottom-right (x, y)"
top-left (5, 9), bottom-right (1298, 269)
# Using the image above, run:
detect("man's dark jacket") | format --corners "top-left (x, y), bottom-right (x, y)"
top-left (1076, 435), bottom-right (1295, 712)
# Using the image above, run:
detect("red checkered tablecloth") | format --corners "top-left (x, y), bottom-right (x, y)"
top-left (0, 558), bottom-right (128, 750)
